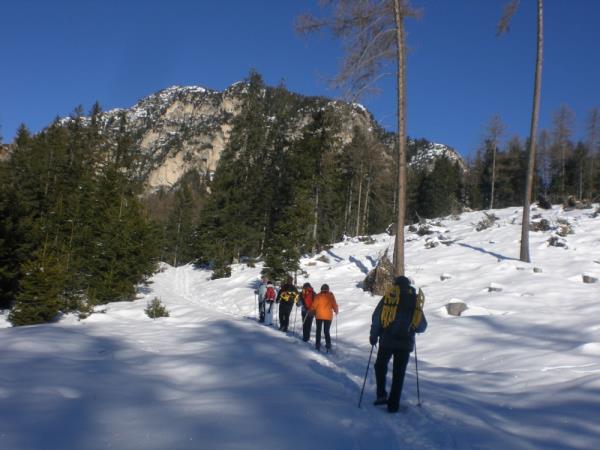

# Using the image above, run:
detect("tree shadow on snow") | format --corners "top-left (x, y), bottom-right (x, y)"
top-left (458, 242), bottom-right (519, 262)
top-left (412, 315), bottom-right (600, 449)
top-left (349, 255), bottom-right (370, 275)
top-left (325, 249), bottom-right (344, 262)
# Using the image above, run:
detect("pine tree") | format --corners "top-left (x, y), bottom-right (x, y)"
top-left (3, 110), bottom-right (160, 323)
top-left (164, 183), bottom-right (198, 266)
top-left (195, 71), bottom-right (273, 274)
top-left (550, 105), bottom-right (575, 200)
top-left (416, 157), bottom-right (462, 218)
top-left (8, 248), bottom-right (66, 326)
top-left (586, 108), bottom-right (600, 200)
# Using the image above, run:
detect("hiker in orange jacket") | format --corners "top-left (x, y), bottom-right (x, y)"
top-left (311, 284), bottom-right (338, 351)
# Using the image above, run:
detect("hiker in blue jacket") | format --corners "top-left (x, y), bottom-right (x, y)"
top-left (369, 276), bottom-right (427, 413)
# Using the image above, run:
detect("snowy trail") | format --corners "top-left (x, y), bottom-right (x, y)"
top-left (156, 265), bottom-right (452, 449)
top-left (2, 204), bottom-right (600, 449)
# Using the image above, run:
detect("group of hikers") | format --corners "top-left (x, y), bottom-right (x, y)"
top-left (255, 274), bottom-right (427, 413)
top-left (256, 276), bottom-right (338, 352)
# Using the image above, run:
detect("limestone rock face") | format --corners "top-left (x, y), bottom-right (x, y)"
top-left (61, 83), bottom-right (384, 193)
top-left (0, 144), bottom-right (10, 162)
top-left (57, 82), bottom-right (464, 194)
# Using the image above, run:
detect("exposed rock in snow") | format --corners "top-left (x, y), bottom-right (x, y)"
top-left (446, 300), bottom-right (468, 316)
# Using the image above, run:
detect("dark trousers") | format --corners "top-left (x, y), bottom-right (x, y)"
top-left (258, 301), bottom-right (265, 322)
top-left (301, 311), bottom-right (314, 342)
top-left (374, 346), bottom-right (410, 409)
top-left (315, 319), bottom-right (332, 349)
top-left (279, 302), bottom-right (293, 331)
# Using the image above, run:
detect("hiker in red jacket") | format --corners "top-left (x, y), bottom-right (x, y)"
top-left (263, 281), bottom-right (277, 326)
top-left (298, 282), bottom-right (316, 342)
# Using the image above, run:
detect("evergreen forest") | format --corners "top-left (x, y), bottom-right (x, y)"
top-left (1, 72), bottom-right (599, 325)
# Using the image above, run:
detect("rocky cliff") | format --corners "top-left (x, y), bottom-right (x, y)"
top-left (58, 82), bottom-right (465, 192)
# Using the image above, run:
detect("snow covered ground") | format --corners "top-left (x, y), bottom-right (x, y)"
top-left (1, 205), bottom-right (600, 449)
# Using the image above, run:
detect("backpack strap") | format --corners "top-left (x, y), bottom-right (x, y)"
top-left (380, 286), bottom-right (401, 329)
top-left (410, 288), bottom-right (425, 330)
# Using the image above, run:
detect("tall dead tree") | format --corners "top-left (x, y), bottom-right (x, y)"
top-left (297, 0), bottom-right (418, 276)
top-left (537, 129), bottom-right (551, 196)
top-left (586, 108), bottom-right (600, 200)
top-left (551, 105), bottom-right (575, 198)
top-left (486, 115), bottom-right (505, 210)
top-left (498, 0), bottom-right (544, 263)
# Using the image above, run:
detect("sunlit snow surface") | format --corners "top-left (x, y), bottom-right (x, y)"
top-left (1, 205), bottom-right (599, 449)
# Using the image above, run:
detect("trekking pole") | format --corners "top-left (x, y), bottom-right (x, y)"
top-left (415, 338), bottom-right (422, 406)
top-left (292, 306), bottom-right (298, 337)
top-left (358, 344), bottom-right (375, 408)
top-left (335, 314), bottom-right (338, 349)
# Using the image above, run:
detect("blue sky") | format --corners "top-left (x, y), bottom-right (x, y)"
top-left (1, 0), bottom-right (598, 157)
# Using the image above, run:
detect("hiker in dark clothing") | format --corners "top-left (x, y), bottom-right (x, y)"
top-left (298, 282), bottom-right (316, 342)
top-left (276, 276), bottom-right (298, 332)
top-left (369, 276), bottom-right (427, 413)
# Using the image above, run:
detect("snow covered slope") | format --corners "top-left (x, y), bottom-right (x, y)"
top-left (1, 204), bottom-right (599, 449)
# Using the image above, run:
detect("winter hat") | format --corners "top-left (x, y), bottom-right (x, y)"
top-left (393, 276), bottom-right (411, 287)
top-left (302, 282), bottom-right (312, 289)
top-left (320, 284), bottom-right (330, 292)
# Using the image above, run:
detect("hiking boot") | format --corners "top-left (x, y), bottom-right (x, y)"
top-left (387, 403), bottom-right (399, 413)
top-left (373, 396), bottom-right (388, 406)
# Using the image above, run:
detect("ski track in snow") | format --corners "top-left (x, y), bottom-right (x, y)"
top-left (2, 204), bottom-right (600, 449)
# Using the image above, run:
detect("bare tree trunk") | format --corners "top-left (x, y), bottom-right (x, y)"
top-left (355, 163), bottom-right (363, 236)
top-left (312, 183), bottom-right (320, 250)
top-left (393, 0), bottom-right (407, 277)
top-left (486, 115), bottom-right (504, 210)
top-left (259, 211), bottom-right (268, 255)
top-left (587, 108), bottom-right (599, 200)
top-left (520, 0), bottom-right (543, 263)
top-left (578, 165), bottom-right (583, 200)
top-left (44, 147), bottom-right (54, 196)
top-left (173, 210), bottom-right (182, 267)
top-left (344, 178), bottom-right (353, 234)
top-left (490, 143), bottom-right (497, 210)
top-left (561, 147), bottom-right (565, 196)
top-left (65, 220), bottom-right (75, 272)
top-left (362, 175), bottom-right (372, 236)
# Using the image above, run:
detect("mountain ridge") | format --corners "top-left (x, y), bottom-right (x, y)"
top-left (55, 82), bottom-right (465, 192)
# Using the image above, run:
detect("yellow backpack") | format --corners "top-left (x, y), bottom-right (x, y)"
top-left (280, 290), bottom-right (298, 303)
top-left (380, 286), bottom-right (424, 330)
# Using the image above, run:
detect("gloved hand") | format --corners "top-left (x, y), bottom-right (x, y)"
top-left (369, 335), bottom-right (378, 346)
